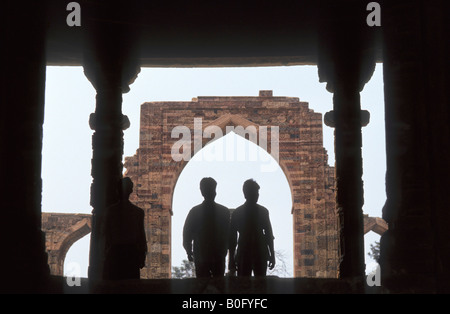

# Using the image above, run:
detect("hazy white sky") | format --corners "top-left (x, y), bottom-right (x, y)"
top-left (43, 64), bottom-right (385, 278)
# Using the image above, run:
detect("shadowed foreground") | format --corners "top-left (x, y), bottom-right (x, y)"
top-left (44, 276), bottom-right (384, 294)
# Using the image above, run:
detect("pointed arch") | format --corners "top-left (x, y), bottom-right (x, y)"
top-left (170, 130), bottom-right (294, 275)
top-left (42, 213), bottom-right (92, 276)
top-left (57, 218), bottom-right (92, 270)
top-left (168, 113), bottom-right (294, 215)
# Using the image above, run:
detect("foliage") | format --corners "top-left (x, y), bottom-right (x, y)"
top-left (172, 259), bottom-right (196, 278)
top-left (267, 250), bottom-right (291, 277)
top-left (368, 240), bottom-right (380, 263)
top-left (172, 249), bottom-right (292, 278)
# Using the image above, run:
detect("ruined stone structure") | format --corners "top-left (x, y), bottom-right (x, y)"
top-left (124, 90), bottom-right (338, 278)
top-left (363, 215), bottom-right (388, 236)
top-left (42, 213), bottom-right (92, 276)
top-left (4, 0), bottom-right (449, 294)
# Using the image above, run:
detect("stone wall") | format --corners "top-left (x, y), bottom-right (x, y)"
top-left (124, 90), bottom-right (339, 278)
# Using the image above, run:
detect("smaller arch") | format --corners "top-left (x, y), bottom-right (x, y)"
top-left (57, 218), bottom-right (92, 273)
top-left (42, 213), bottom-right (92, 276)
top-left (363, 215), bottom-right (388, 236)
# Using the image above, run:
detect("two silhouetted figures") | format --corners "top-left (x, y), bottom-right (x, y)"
top-left (183, 178), bottom-right (276, 278)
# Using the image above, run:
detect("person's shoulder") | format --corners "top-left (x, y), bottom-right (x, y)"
top-left (190, 203), bottom-right (204, 211)
top-left (215, 203), bottom-right (229, 212)
top-left (129, 202), bottom-right (145, 216)
top-left (231, 204), bottom-right (245, 216)
top-left (215, 203), bottom-right (231, 218)
top-left (257, 204), bottom-right (270, 214)
top-left (188, 204), bottom-right (204, 215)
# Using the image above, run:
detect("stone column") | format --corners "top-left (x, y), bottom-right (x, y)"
top-left (82, 3), bottom-right (141, 282)
top-left (84, 60), bottom-right (139, 282)
top-left (324, 85), bottom-right (371, 278)
top-left (0, 1), bottom-right (50, 292)
top-left (380, 1), bottom-right (450, 293)
top-left (318, 0), bottom-right (376, 279)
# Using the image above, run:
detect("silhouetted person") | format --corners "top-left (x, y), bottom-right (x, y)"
top-left (103, 177), bottom-right (147, 280)
top-left (183, 177), bottom-right (230, 278)
top-left (228, 179), bottom-right (275, 276)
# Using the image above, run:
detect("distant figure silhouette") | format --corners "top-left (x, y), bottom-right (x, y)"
top-left (183, 177), bottom-right (230, 278)
top-left (228, 179), bottom-right (275, 276)
top-left (103, 177), bottom-right (147, 280)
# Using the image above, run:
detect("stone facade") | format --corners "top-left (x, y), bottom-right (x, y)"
top-left (124, 90), bottom-right (339, 278)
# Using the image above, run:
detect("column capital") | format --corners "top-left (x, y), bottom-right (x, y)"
top-left (324, 110), bottom-right (370, 128)
top-left (81, 0), bottom-right (141, 94)
top-left (316, 0), bottom-right (377, 94)
top-left (89, 113), bottom-right (130, 131)
top-left (83, 58), bottom-right (140, 94)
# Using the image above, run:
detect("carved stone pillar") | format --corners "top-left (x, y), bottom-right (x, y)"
top-left (325, 82), bottom-right (370, 279)
top-left (82, 2), bottom-right (140, 282)
top-left (318, 0), bottom-right (376, 279)
top-left (84, 62), bottom-right (139, 282)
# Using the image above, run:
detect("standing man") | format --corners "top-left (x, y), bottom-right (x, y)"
top-left (103, 177), bottom-right (147, 280)
top-left (183, 177), bottom-right (231, 278)
top-left (229, 179), bottom-right (275, 276)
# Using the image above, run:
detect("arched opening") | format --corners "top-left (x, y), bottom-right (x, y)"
top-left (56, 217), bottom-right (91, 277)
top-left (171, 131), bottom-right (293, 277)
top-left (64, 233), bottom-right (91, 278)
top-left (364, 231), bottom-right (381, 275)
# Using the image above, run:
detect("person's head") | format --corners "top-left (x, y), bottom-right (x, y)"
top-left (200, 177), bottom-right (217, 202)
top-left (243, 179), bottom-right (260, 204)
top-left (118, 177), bottom-right (134, 199)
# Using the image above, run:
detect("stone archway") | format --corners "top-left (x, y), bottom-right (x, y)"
top-left (167, 113), bottom-right (296, 222)
top-left (125, 90), bottom-right (338, 279)
top-left (363, 215), bottom-right (388, 236)
top-left (42, 213), bottom-right (92, 276)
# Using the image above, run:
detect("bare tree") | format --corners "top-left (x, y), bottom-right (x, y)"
top-left (172, 259), bottom-right (196, 279)
top-left (173, 249), bottom-right (292, 278)
top-left (267, 250), bottom-right (291, 277)
top-left (368, 241), bottom-right (380, 263)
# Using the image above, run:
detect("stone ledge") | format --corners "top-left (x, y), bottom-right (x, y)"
top-left (51, 276), bottom-right (373, 294)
